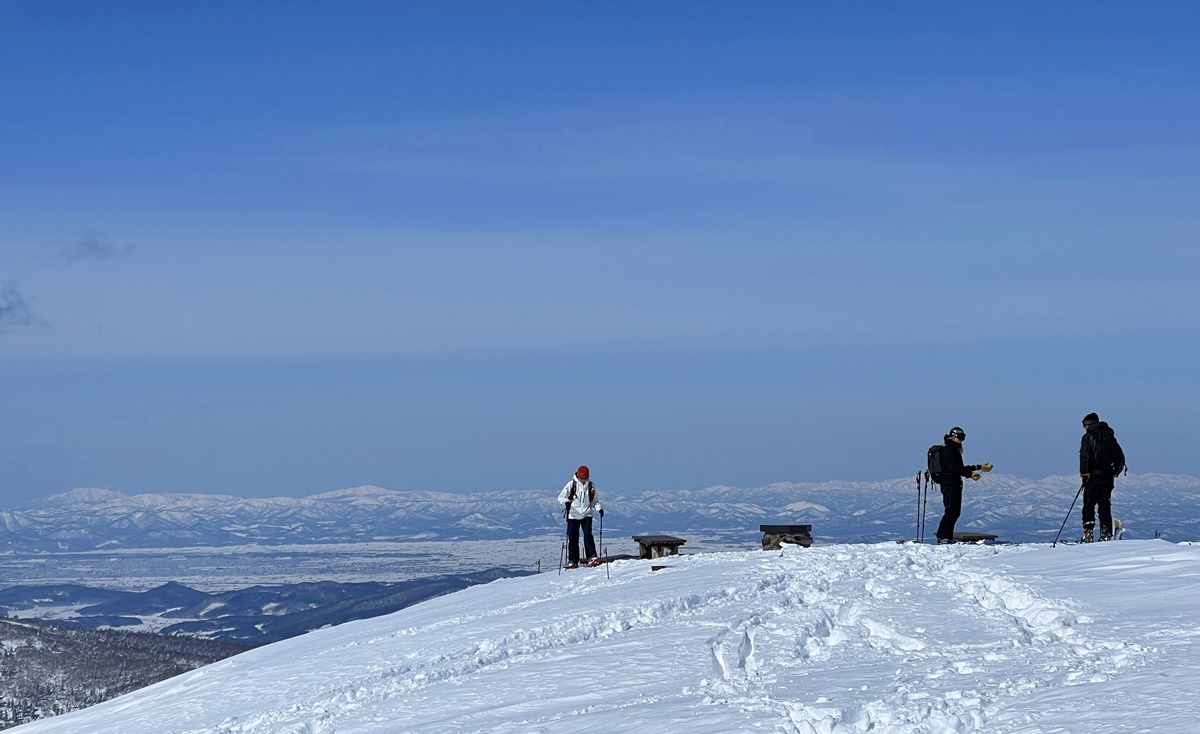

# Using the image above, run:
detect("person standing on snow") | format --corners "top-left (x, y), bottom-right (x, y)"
top-left (934, 427), bottom-right (993, 544)
top-left (1079, 412), bottom-right (1126, 542)
top-left (558, 465), bottom-right (604, 569)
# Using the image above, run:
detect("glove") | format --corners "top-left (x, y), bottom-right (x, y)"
top-left (970, 471), bottom-right (981, 481)
top-left (598, 508), bottom-right (605, 518)
top-left (980, 463), bottom-right (993, 472)
top-left (1081, 472), bottom-right (1091, 481)
top-left (564, 502), bottom-right (571, 514)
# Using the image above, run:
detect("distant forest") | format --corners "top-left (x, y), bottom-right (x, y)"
top-left (0, 617), bottom-right (249, 730)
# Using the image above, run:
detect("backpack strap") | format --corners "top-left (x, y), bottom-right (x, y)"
top-left (567, 480), bottom-right (595, 506)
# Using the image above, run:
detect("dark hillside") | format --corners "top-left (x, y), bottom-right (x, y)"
top-left (0, 617), bottom-right (249, 730)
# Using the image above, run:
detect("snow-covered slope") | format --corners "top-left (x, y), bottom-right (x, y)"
top-left (4, 473), bottom-right (1199, 550)
top-left (13, 540), bottom-right (1200, 733)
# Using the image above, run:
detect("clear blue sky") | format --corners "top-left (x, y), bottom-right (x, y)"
top-left (2, 1), bottom-right (1197, 505)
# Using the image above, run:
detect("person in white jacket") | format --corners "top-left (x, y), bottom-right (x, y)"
top-left (557, 465), bottom-right (603, 568)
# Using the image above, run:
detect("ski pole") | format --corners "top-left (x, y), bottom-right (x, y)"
top-left (1052, 480), bottom-right (1087, 548)
top-left (921, 472), bottom-right (931, 542)
top-left (559, 500), bottom-right (571, 574)
top-left (915, 473), bottom-right (922, 542)
top-left (599, 511), bottom-right (610, 579)
top-left (923, 473), bottom-right (931, 542)
top-left (559, 521), bottom-right (568, 574)
top-left (920, 473), bottom-right (930, 543)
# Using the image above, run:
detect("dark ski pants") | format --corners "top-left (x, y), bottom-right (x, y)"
top-left (566, 517), bottom-right (597, 564)
top-left (1082, 474), bottom-right (1115, 535)
top-left (936, 484), bottom-right (963, 542)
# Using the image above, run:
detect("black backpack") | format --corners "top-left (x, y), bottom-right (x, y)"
top-left (1087, 425), bottom-right (1127, 476)
top-left (926, 445), bottom-right (945, 484)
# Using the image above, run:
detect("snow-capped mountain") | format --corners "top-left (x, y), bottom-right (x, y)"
top-left (3, 473), bottom-right (1198, 551)
top-left (11, 540), bottom-right (1200, 733)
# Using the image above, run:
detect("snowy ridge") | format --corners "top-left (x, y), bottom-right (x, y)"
top-left (4, 473), bottom-right (1200, 551)
top-left (13, 540), bottom-right (1200, 733)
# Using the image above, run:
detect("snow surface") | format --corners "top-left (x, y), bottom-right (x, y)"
top-left (13, 540), bottom-right (1200, 734)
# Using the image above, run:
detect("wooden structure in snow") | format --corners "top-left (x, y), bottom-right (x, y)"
top-left (632, 535), bottom-right (687, 559)
top-left (760, 524), bottom-right (814, 550)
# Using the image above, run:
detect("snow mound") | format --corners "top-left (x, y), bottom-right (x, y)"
top-left (15, 540), bottom-right (1200, 733)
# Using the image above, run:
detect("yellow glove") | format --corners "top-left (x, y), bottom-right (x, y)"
top-left (1081, 472), bottom-right (1091, 481)
top-left (970, 471), bottom-right (982, 481)
top-left (980, 463), bottom-right (993, 472)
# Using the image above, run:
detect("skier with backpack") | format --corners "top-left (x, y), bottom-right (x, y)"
top-left (928, 427), bottom-right (993, 544)
top-left (557, 465), bottom-right (604, 569)
top-left (1079, 412), bottom-right (1126, 542)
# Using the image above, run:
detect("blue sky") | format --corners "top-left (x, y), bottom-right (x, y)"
top-left (2, 2), bottom-right (1197, 505)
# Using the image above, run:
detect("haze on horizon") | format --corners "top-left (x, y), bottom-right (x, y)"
top-left (2, 2), bottom-right (1197, 506)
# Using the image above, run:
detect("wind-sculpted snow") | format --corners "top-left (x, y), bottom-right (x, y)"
top-left (14, 541), bottom-right (1200, 734)
top-left (4, 474), bottom-right (1199, 551)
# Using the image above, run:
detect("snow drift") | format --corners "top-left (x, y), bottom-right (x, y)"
top-left (12, 539), bottom-right (1200, 733)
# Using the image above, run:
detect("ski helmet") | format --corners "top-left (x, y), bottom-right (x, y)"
top-left (576, 465), bottom-right (590, 480)
top-left (947, 427), bottom-right (966, 441)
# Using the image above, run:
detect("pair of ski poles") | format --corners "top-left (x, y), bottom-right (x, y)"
top-left (919, 472), bottom-right (1088, 547)
top-left (914, 472), bottom-right (931, 543)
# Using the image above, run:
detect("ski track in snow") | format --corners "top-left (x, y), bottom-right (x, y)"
top-left (17, 544), bottom-right (1166, 734)
top-left (700, 546), bottom-right (1153, 734)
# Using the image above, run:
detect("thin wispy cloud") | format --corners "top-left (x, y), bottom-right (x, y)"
top-left (63, 233), bottom-right (136, 263)
top-left (0, 280), bottom-right (43, 333)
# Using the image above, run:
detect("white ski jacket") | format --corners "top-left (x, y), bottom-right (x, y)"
top-left (557, 478), bottom-right (602, 520)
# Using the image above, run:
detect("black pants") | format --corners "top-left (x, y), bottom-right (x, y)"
top-left (936, 483), bottom-right (963, 542)
top-left (566, 517), bottom-right (597, 564)
top-left (1082, 474), bottom-right (1115, 535)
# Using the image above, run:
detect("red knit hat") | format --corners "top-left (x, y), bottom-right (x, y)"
top-left (576, 465), bottom-right (589, 479)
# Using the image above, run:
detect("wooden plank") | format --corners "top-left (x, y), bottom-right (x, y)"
top-left (953, 532), bottom-right (999, 542)
top-left (631, 535), bottom-right (686, 544)
top-left (759, 524), bottom-right (812, 534)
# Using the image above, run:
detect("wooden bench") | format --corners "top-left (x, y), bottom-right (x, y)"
top-left (760, 524), bottom-right (813, 550)
top-left (632, 535), bottom-right (686, 559)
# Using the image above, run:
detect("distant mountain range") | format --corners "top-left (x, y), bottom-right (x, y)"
top-left (3, 473), bottom-right (1198, 550)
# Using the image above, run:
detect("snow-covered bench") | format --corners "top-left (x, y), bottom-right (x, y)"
top-left (632, 535), bottom-right (686, 559)
top-left (760, 524), bottom-right (813, 550)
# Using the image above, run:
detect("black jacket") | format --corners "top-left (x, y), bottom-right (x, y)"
top-left (1080, 421), bottom-right (1124, 477)
top-left (939, 438), bottom-right (980, 488)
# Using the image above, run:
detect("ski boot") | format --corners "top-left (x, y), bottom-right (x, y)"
top-left (936, 538), bottom-right (955, 545)
top-left (1099, 527), bottom-right (1113, 542)
top-left (1081, 526), bottom-right (1094, 543)
top-left (565, 563), bottom-right (578, 570)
